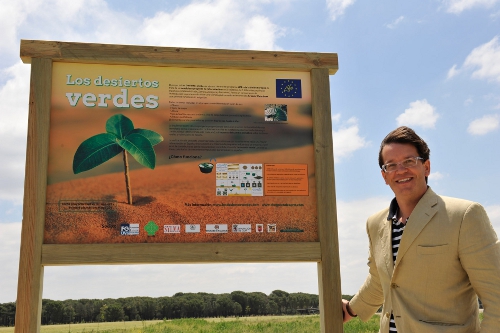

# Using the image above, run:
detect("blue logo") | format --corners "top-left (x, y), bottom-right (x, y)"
top-left (276, 79), bottom-right (302, 98)
top-left (121, 223), bottom-right (139, 235)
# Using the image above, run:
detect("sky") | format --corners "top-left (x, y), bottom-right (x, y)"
top-left (1, 0), bottom-right (500, 304)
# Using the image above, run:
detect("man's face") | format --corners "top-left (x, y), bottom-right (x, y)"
top-left (380, 143), bottom-right (430, 202)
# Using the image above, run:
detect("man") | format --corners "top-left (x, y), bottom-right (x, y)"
top-left (342, 126), bottom-right (500, 332)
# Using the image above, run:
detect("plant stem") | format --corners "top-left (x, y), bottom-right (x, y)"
top-left (123, 150), bottom-right (132, 204)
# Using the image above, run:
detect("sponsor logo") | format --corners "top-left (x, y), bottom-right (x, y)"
top-left (232, 224), bottom-right (252, 233)
top-left (276, 79), bottom-right (302, 98)
top-left (164, 225), bottom-right (181, 234)
top-left (185, 224), bottom-right (201, 233)
top-left (120, 223), bottom-right (139, 235)
top-left (256, 224), bottom-right (264, 233)
top-left (279, 227), bottom-right (304, 233)
top-left (267, 224), bottom-right (277, 232)
top-left (144, 220), bottom-right (159, 236)
top-left (206, 224), bottom-right (228, 233)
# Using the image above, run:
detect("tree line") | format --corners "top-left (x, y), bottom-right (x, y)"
top-left (0, 290), bottom-right (324, 326)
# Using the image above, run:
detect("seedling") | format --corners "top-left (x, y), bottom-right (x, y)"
top-left (73, 114), bottom-right (163, 204)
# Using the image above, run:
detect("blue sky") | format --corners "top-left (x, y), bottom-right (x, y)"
top-left (1, 0), bottom-right (499, 303)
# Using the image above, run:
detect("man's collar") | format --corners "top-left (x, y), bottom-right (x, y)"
top-left (387, 197), bottom-right (399, 221)
top-left (386, 186), bottom-right (433, 221)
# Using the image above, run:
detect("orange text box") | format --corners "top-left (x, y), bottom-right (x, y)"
top-left (264, 164), bottom-right (309, 196)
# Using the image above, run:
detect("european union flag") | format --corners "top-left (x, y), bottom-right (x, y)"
top-left (276, 79), bottom-right (302, 98)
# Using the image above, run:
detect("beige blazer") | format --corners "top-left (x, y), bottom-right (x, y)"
top-left (349, 188), bottom-right (500, 332)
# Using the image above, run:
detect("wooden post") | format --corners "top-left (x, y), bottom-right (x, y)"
top-left (15, 58), bottom-right (52, 333)
top-left (312, 68), bottom-right (343, 332)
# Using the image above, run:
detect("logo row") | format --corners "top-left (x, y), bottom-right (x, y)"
top-left (120, 223), bottom-right (280, 236)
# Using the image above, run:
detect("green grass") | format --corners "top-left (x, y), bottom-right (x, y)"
top-left (0, 315), bottom-right (379, 333)
top-left (0, 320), bottom-right (163, 333)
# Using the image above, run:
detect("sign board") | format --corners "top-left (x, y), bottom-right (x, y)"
top-left (47, 63), bottom-right (318, 244)
top-left (16, 40), bottom-right (341, 332)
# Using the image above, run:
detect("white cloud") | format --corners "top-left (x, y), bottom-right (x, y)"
top-left (243, 15), bottom-right (285, 50)
top-left (331, 113), bottom-right (342, 123)
top-left (1, 0), bottom-right (285, 61)
top-left (464, 97), bottom-right (473, 106)
top-left (0, 0), bottom-right (36, 58)
top-left (0, 223), bottom-right (21, 303)
top-left (463, 36), bottom-right (500, 83)
top-left (139, 0), bottom-right (284, 50)
top-left (140, 0), bottom-right (241, 48)
top-left (0, 62), bottom-right (30, 136)
top-left (337, 196), bottom-right (391, 294)
top-left (444, 0), bottom-right (499, 14)
top-left (386, 16), bottom-right (404, 29)
top-left (467, 114), bottom-right (500, 135)
top-left (396, 99), bottom-right (439, 129)
top-left (447, 64), bottom-right (461, 79)
top-left (326, 0), bottom-right (356, 21)
top-left (0, 62), bottom-right (30, 203)
top-left (332, 116), bottom-right (369, 160)
top-left (429, 171), bottom-right (445, 181)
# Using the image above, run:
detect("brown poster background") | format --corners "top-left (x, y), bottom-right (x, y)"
top-left (44, 62), bottom-right (318, 244)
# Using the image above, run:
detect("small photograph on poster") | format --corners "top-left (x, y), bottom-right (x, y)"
top-left (264, 104), bottom-right (288, 122)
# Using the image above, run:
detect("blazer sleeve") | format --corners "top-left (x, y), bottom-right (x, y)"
top-left (458, 202), bottom-right (500, 332)
top-left (349, 220), bottom-right (385, 321)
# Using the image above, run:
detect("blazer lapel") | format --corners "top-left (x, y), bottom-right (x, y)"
top-left (379, 218), bottom-right (394, 276)
top-left (394, 188), bottom-right (439, 268)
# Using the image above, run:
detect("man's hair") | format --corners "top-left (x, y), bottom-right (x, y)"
top-left (378, 126), bottom-right (430, 169)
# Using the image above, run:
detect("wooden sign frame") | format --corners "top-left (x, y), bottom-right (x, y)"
top-left (16, 39), bottom-right (341, 332)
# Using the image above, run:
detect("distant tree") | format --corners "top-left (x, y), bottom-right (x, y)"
top-left (233, 302), bottom-right (243, 316)
top-left (0, 303), bottom-right (16, 326)
top-left (268, 300), bottom-right (279, 315)
top-left (100, 303), bottom-right (125, 322)
top-left (230, 291), bottom-right (248, 315)
top-left (157, 297), bottom-right (173, 319)
top-left (5, 290), bottom-right (325, 325)
top-left (42, 300), bottom-right (64, 324)
top-left (247, 292), bottom-right (269, 315)
top-left (62, 303), bottom-right (76, 323)
top-left (216, 295), bottom-right (235, 317)
top-left (269, 290), bottom-right (289, 314)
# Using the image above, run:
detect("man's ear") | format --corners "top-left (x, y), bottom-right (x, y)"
top-left (381, 169), bottom-right (388, 184)
top-left (424, 159), bottom-right (431, 177)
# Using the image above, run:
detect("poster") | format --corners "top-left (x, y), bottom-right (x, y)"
top-left (44, 62), bottom-right (318, 244)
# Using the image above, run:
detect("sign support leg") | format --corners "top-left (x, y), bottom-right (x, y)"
top-left (312, 68), bottom-right (343, 332)
top-left (15, 57), bottom-right (52, 333)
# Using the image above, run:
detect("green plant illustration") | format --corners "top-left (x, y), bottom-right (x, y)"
top-left (73, 114), bottom-right (163, 205)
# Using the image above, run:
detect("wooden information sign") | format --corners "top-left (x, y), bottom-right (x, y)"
top-left (16, 39), bottom-right (341, 332)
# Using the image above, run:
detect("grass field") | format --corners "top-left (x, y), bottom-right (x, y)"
top-left (0, 315), bottom-right (380, 333)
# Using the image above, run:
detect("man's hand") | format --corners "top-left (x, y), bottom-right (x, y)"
top-left (342, 299), bottom-right (357, 323)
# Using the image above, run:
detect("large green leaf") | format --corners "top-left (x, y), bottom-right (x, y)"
top-left (73, 133), bottom-right (123, 174)
top-left (105, 114), bottom-right (134, 139)
top-left (130, 128), bottom-right (164, 146)
top-left (118, 133), bottom-right (156, 169)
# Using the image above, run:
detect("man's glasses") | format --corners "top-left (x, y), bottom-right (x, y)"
top-left (381, 157), bottom-right (424, 173)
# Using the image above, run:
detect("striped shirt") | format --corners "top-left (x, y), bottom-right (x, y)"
top-left (388, 198), bottom-right (408, 333)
